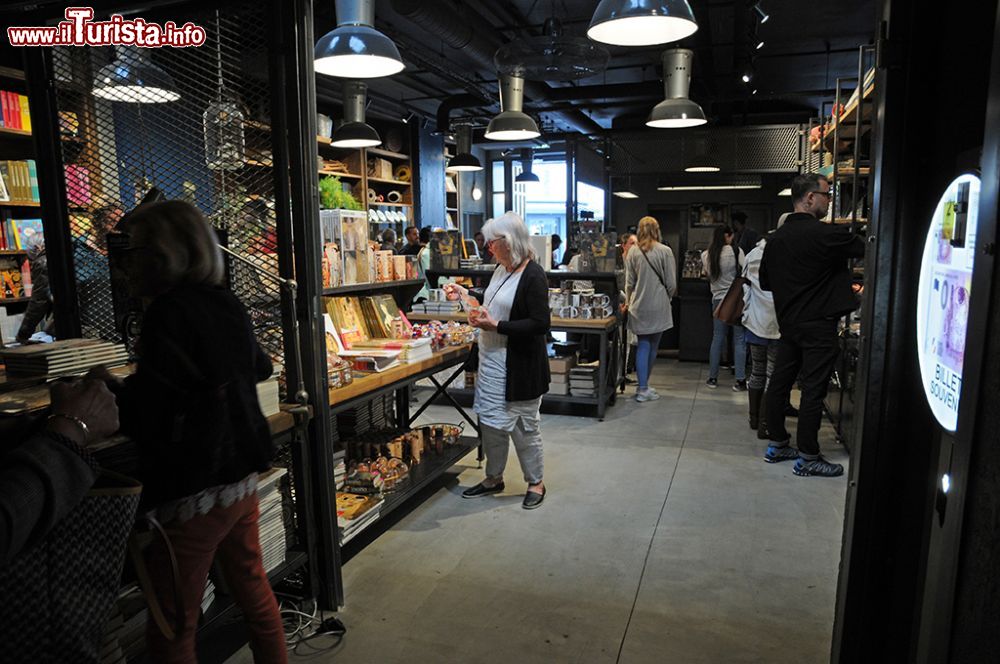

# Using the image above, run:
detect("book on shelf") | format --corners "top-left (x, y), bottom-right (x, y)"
top-left (548, 382), bottom-right (569, 396)
top-left (255, 377), bottom-right (280, 418)
top-left (0, 338), bottom-right (128, 375)
top-left (338, 348), bottom-right (401, 373)
top-left (0, 90), bottom-right (29, 130)
top-left (0, 160), bottom-right (38, 203)
top-left (0, 255), bottom-right (24, 298)
top-left (1, 217), bottom-right (44, 251)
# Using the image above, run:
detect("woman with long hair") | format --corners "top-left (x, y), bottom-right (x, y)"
top-left (702, 224), bottom-right (747, 390)
top-left (624, 217), bottom-right (677, 402)
top-left (113, 200), bottom-right (286, 663)
top-left (443, 212), bottom-right (551, 509)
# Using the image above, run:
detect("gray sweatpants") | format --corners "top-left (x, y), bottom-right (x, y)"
top-left (482, 420), bottom-right (544, 485)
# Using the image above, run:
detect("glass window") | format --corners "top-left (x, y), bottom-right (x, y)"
top-left (521, 160), bottom-right (567, 263)
top-left (577, 181), bottom-right (605, 227)
top-left (492, 193), bottom-right (506, 219)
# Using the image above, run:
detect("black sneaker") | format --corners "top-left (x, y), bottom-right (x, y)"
top-left (732, 380), bottom-right (748, 392)
top-left (706, 378), bottom-right (718, 389)
top-left (462, 481), bottom-right (505, 498)
top-left (793, 456), bottom-right (844, 477)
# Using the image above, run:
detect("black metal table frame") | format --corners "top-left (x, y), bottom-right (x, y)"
top-left (550, 320), bottom-right (620, 420)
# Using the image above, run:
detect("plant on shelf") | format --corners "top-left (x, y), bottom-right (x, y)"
top-left (319, 175), bottom-right (362, 210)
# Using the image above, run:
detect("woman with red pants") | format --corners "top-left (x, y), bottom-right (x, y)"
top-left (113, 200), bottom-right (285, 663)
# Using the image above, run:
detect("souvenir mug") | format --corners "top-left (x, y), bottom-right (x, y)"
top-left (557, 305), bottom-right (579, 319)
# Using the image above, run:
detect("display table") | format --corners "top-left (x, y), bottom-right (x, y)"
top-left (405, 313), bottom-right (621, 419)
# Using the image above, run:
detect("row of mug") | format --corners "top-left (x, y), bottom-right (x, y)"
top-left (553, 304), bottom-right (614, 320)
top-left (549, 291), bottom-right (611, 309)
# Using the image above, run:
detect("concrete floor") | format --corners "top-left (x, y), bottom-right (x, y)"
top-left (229, 359), bottom-right (848, 663)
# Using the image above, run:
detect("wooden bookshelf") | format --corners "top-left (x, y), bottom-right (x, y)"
top-left (0, 127), bottom-right (31, 138)
top-left (0, 200), bottom-right (40, 207)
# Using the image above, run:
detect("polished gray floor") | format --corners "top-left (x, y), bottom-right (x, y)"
top-left (228, 359), bottom-right (848, 663)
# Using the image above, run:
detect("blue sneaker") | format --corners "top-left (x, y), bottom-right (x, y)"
top-left (764, 444), bottom-right (798, 463)
top-left (793, 456), bottom-right (844, 477)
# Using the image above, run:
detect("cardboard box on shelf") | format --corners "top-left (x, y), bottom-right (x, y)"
top-left (549, 355), bottom-right (577, 373)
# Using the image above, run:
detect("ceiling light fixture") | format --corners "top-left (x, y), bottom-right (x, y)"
top-left (647, 49), bottom-right (707, 129)
top-left (514, 148), bottom-right (541, 183)
top-left (684, 136), bottom-right (719, 172)
top-left (331, 81), bottom-right (381, 148)
top-left (447, 124), bottom-right (483, 172)
top-left (485, 74), bottom-right (541, 141)
top-left (756, 40), bottom-right (765, 50)
top-left (613, 191), bottom-right (639, 199)
top-left (778, 187), bottom-right (791, 196)
top-left (471, 173), bottom-right (483, 201)
top-left (658, 184), bottom-right (762, 191)
top-left (741, 68), bottom-right (753, 84)
top-left (587, 0), bottom-right (698, 47)
top-left (753, 3), bottom-right (770, 24)
top-left (93, 46), bottom-right (181, 103)
top-left (315, 0), bottom-right (405, 78)
top-left (612, 175), bottom-right (639, 198)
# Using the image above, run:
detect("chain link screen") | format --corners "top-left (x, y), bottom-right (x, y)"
top-left (50, 6), bottom-right (284, 382)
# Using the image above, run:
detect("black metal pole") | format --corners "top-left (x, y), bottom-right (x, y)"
top-left (23, 48), bottom-right (80, 340)
top-left (274, 0), bottom-right (343, 608)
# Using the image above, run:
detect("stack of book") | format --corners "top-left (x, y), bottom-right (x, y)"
top-left (0, 254), bottom-right (27, 299)
top-left (334, 450), bottom-right (347, 490)
top-left (0, 339), bottom-right (128, 376)
top-left (548, 353), bottom-right (577, 396)
top-left (201, 579), bottom-right (216, 614)
top-left (353, 336), bottom-right (432, 364)
top-left (98, 606), bottom-right (125, 664)
top-left (337, 492), bottom-right (383, 544)
top-left (569, 361), bottom-right (600, 398)
top-left (255, 377), bottom-right (280, 418)
top-left (410, 300), bottom-right (463, 316)
top-left (257, 467), bottom-right (288, 573)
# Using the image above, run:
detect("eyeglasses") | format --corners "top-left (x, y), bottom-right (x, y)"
top-left (812, 190), bottom-right (832, 198)
top-left (487, 235), bottom-right (506, 246)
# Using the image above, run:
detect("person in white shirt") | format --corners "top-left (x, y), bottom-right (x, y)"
top-left (741, 236), bottom-right (780, 437)
top-left (701, 225), bottom-right (746, 390)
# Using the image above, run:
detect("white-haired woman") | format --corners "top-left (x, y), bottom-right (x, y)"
top-left (443, 212), bottom-right (551, 509)
top-left (110, 200), bottom-right (286, 663)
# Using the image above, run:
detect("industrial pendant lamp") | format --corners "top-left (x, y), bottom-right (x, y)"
top-left (447, 124), bottom-right (483, 172)
top-left (331, 81), bottom-right (381, 148)
top-left (647, 49), bottom-right (707, 129)
top-left (685, 137), bottom-right (719, 172)
top-left (93, 46), bottom-right (180, 103)
top-left (485, 75), bottom-right (541, 141)
top-left (587, 0), bottom-right (698, 47)
top-left (315, 0), bottom-right (405, 78)
top-left (514, 148), bottom-right (540, 183)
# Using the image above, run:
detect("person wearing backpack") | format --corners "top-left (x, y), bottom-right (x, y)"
top-left (624, 216), bottom-right (677, 403)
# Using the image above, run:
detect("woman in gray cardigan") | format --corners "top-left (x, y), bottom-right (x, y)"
top-left (624, 216), bottom-right (678, 402)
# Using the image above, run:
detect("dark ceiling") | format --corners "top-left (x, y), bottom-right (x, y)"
top-left (314, 0), bottom-right (877, 135)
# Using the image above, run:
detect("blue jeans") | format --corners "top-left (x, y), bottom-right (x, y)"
top-left (636, 331), bottom-right (664, 390)
top-left (709, 298), bottom-right (746, 381)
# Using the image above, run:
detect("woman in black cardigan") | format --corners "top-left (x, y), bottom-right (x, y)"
top-left (444, 212), bottom-right (551, 509)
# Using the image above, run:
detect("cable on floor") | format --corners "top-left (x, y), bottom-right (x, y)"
top-left (277, 592), bottom-right (346, 655)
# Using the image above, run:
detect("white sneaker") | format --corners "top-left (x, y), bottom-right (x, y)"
top-left (635, 388), bottom-right (661, 403)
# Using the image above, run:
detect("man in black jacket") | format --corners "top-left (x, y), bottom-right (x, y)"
top-left (760, 173), bottom-right (865, 477)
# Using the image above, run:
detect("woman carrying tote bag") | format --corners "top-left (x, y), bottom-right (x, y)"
top-left (702, 224), bottom-right (747, 391)
top-left (624, 216), bottom-right (677, 403)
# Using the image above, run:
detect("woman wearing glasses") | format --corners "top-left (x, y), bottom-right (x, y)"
top-left (443, 212), bottom-right (551, 510)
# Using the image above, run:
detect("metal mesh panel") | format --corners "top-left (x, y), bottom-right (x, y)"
top-left (609, 125), bottom-right (803, 175)
top-left (50, 6), bottom-right (285, 386)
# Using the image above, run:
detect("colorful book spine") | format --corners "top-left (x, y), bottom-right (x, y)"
top-left (26, 160), bottom-right (38, 202)
top-left (18, 95), bottom-right (30, 133)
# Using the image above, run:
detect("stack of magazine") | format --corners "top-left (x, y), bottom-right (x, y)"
top-left (257, 467), bottom-right (288, 573)
top-left (0, 338), bottom-right (128, 376)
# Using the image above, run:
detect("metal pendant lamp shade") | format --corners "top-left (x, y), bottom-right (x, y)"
top-left (315, 0), bottom-right (405, 78)
top-left (93, 46), bottom-right (181, 103)
top-left (485, 75), bottom-right (541, 141)
top-left (514, 148), bottom-right (540, 183)
top-left (447, 125), bottom-right (483, 172)
top-left (647, 49), bottom-right (707, 129)
top-left (331, 81), bottom-right (381, 148)
top-left (685, 137), bottom-right (719, 172)
top-left (587, 0), bottom-right (698, 47)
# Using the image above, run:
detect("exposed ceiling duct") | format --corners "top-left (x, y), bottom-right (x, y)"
top-left (494, 17), bottom-right (610, 82)
top-left (390, 0), bottom-right (604, 136)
